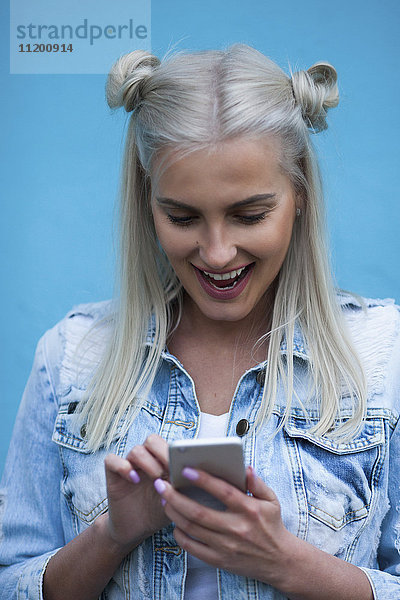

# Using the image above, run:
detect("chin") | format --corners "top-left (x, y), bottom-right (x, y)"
top-left (198, 303), bottom-right (253, 323)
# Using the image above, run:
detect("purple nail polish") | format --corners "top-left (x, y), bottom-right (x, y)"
top-left (161, 498), bottom-right (167, 507)
top-left (182, 467), bottom-right (199, 481)
top-left (129, 469), bottom-right (141, 484)
top-left (154, 478), bottom-right (166, 494)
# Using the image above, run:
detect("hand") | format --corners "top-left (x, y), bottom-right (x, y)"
top-left (153, 466), bottom-right (295, 587)
top-left (103, 434), bottom-right (171, 553)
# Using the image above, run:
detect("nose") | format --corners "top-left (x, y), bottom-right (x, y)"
top-left (197, 224), bottom-right (237, 269)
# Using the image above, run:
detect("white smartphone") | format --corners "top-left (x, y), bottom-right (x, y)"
top-left (169, 437), bottom-right (246, 510)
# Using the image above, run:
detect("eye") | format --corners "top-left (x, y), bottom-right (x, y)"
top-left (166, 214), bottom-right (197, 227)
top-left (235, 212), bottom-right (268, 225)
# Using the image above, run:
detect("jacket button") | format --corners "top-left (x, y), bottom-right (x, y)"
top-left (256, 370), bottom-right (266, 386)
top-left (236, 419), bottom-right (249, 437)
top-left (68, 402), bottom-right (78, 414)
top-left (80, 424), bottom-right (87, 439)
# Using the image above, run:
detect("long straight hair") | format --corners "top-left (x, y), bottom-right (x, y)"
top-left (76, 44), bottom-right (367, 451)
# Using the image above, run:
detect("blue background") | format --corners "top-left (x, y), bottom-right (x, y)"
top-left (1, 0), bottom-right (399, 474)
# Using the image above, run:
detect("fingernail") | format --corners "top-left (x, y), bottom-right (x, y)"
top-left (129, 469), bottom-right (141, 484)
top-left (161, 498), bottom-right (166, 507)
top-left (248, 465), bottom-right (257, 477)
top-left (182, 467), bottom-right (199, 481)
top-left (154, 478), bottom-right (166, 494)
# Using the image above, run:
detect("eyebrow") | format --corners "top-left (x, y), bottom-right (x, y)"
top-left (155, 193), bottom-right (277, 210)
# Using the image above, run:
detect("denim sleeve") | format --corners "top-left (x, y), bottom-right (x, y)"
top-left (0, 329), bottom-right (65, 600)
top-left (359, 314), bottom-right (400, 599)
top-left (359, 422), bottom-right (400, 598)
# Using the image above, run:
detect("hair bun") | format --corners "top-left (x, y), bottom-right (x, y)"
top-left (291, 62), bottom-right (339, 132)
top-left (106, 50), bottom-right (161, 113)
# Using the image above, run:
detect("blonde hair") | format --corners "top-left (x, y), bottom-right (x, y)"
top-left (77, 43), bottom-right (367, 451)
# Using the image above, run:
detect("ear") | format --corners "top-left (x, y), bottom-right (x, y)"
top-left (295, 191), bottom-right (305, 215)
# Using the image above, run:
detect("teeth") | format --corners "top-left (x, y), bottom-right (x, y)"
top-left (203, 266), bottom-right (246, 281)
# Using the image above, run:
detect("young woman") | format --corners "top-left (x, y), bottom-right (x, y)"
top-left (1, 44), bottom-right (399, 600)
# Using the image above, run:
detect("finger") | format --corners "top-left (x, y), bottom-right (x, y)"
top-left (178, 467), bottom-right (247, 511)
top-left (154, 479), bottom-right (229, 533)
top-left (126, 444), bottom-right (167, 480)
top-left (154, 479), bottom-right (226, 531)
top-left (104, 453), bottom-right (140, 484)
top-left (246, 466), bottom-right (278, 502)
top-left (165, 501), bottom-right (222, 544)
top-left (173, 526), bottom-right (221, 567)
top-left (143, 434), bottom-right (170, 472)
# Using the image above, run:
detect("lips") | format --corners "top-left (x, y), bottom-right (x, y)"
top-left (193, 263), bottom-right (255, 300)
top-left (201, 265), bottom-right (248, 287)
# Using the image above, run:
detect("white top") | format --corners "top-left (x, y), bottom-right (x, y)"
top-left (184, 411), bottom-right (230, 600)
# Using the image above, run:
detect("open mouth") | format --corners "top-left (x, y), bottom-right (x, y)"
top-left (200, 264), bottom-right (253, 290)
top-left (192, 262), bottom-right (255, 299)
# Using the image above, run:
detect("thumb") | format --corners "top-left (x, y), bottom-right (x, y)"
top-left (246, 466), bottom-right (278, 502)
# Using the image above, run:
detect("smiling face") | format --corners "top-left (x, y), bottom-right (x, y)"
top-left (151, 136), bottom-right (298, 326)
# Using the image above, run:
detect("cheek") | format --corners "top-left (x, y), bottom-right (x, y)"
top-left (256, 228), bottom-right (293, 263)
top-left (152, 216), bottom-right (176, 257)
top-left (154, 227), bottom-right (194, 264)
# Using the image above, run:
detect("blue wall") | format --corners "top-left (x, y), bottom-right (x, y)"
top-left (1, 0), bottom-right (399, 474)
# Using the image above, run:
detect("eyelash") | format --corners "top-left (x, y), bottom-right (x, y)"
top-left (166, 212), bottom-right (268, 227)
top-left (166, 215), bottom-right (193, 227)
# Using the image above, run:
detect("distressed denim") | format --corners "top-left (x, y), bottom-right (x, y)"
top-left (0, 293), bottom-right (399, 599)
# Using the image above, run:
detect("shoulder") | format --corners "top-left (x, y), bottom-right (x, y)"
top-left (337, 291), bottom-right (400, 406)
top-left (338, 290), bottom-right (399, 340)
top-left (62, 299), bottom-right (116, 343)
top-left (40, 299), bottom-right (115, 398)
top-left (64, 298), bottom-right (116, 322)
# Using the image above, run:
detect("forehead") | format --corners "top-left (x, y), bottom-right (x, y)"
top-left (152, 136), bottom-right (286, 197)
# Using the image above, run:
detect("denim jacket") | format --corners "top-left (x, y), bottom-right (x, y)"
top-left (1, 293), bottom-right (400, 600)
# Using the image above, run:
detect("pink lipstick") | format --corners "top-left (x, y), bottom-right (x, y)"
top-left (193, 263), bottom-right (255, 300)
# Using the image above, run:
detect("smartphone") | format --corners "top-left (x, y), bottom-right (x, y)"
top-left (169, 437), bottom-right (246, 510)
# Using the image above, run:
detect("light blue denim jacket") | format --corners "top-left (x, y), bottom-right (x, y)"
top-left (1, 293), bottom-right (400, 600)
